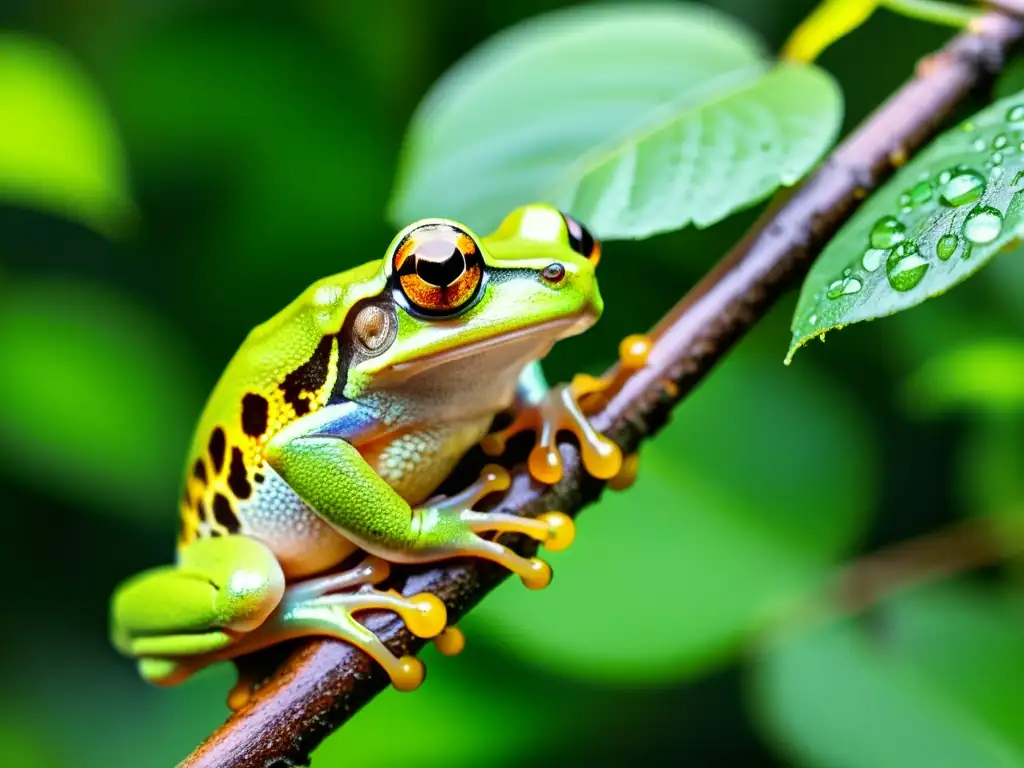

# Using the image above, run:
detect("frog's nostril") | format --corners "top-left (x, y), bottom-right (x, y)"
top-left (541, 262), bottom-right (566, 283)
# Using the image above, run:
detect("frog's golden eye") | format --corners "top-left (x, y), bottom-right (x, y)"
top-left (562, 213), bottom-right (601, 267)
top-left (393, 224), bottom-right (483, 315)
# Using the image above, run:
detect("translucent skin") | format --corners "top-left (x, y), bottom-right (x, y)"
top-left (110, 203), bottom-right (615, 696)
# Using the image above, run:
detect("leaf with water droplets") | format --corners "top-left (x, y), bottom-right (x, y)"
top-left (788, 91), bottom-right (1024, 363)
top-left (389, 4), bottom-right (842, 239)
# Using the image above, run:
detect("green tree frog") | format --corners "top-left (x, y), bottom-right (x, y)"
top-left (110, 203), bottom-right (623, 700)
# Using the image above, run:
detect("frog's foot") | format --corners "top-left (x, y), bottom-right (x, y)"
top-left (411, 465), bottom-right (575, 589)
top-left (245, 581), bottom-right (448, 692)
top-left (607, 451), bottom-right (640, 492)
top-left (482, 335), bottom-right (651, 485)
top-left (433, 626), bottom-right (465, 656)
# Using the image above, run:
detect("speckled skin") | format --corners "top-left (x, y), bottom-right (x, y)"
top-left (110, 204), bottom-right (604, 691)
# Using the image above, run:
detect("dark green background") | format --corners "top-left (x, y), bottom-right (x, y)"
top-left (2, 2), bottom-right (1022, 766)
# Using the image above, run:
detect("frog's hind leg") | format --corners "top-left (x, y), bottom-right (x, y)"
top-left (110, 534), bottom-right (286, 685)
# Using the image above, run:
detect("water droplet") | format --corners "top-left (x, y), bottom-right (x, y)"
top-left (886, 243), bottom-right (929, 291)
top-left (936, 233), bottom-right (958, 261)
top-left (992, 166), bottom-right (1005, 181)
top-left (843, 267), bottom-right (852, 277)
top-left (991, 151), bottom-right (1004, 166)
top-left (963, 205), bottom-right (1004, 244)
top-left (993, 134), bottom-right (1008, 150)
top-left (809, 314), bottom-right (817, 324)
top-left (1008, 105), bottom-right (1024, 122)
top-left (870, 216), bottom-right (906, 248)
top-left (862, 248), bottom-right (886, 272)
top-left (973, 138), bottom-right (986, 151)
top-left (899, 192), bottom-right (911, 206)
top-left (939, 169), bottom-right (986, 207)
top-left (938, 170), bottom-right (952, 185)
top-left (826, 277), bottom-right (862, 300)
top-left (907, 182), bottom-right (931, 205)
top-left (962, 121), bottom-right (976, 132)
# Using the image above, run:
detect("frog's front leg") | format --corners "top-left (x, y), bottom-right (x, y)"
top-left (481, 338), bottom-right (652, 484)
top-left (266, 412), bottom-right (574, 591)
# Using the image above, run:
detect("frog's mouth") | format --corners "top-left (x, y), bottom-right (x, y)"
top-left (378, 313), bottom-right (594, 379)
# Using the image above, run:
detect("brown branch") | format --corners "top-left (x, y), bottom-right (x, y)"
top-left (183, 6), bottom-right (1024, 766)
top-left (756, 513), bottom-right (1024, 643)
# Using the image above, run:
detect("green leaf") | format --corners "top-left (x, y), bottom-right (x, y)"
top-left (388, 4), bottom-right (842, 239)
top-left (0, 34), bottom-right (132, 234)
top-left (0, 279), bottom-right (202, 526)
top-left (464, 344), bottom-right (874, 683)
top-left (788, 91), bottom-right (1024, 363)
top-left (751, 583), bottom-right (1024, 768)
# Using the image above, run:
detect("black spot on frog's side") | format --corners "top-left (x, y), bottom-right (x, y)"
top-left (212, 493), bottom-right (240, 533)
top-left (192, 459), bottom-right (208, 485)
top-left (280, 335), bottom-right (333, 417)
top-left (228, 447), bottom-right (253, 500)
top-left (208, 427), bottom-right (227, 473)
top-left (241, 393), bottom-right (269, 437)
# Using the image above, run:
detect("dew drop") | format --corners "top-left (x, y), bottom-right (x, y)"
top-left (938, 170), bottom-right (952, 185)
top-left (991, 151), bottom-right (1004, 166)
top-left (869, 216), bottom-right (906, 248)
top-left (886, 243), bottom-right (929, 291)
top-left (963, 205), bottom-right (1004, 244)
top-left (973, 138), bottom-right (986, 151)
top-left (993, 134), bottom-right (1008, 150)
top-left (899, 192), bottom-right (911, 206)
top-left (809, 314), bottom-right (817, 324)
top-left (909, 181), bottom-right (932, 204)
top-left (826, 277), bottom-right (862, 300)
top-left (992, 166), bottom-right (1005, 181)
top-left (1008, 105), bottom-right (1024, 122)
top-left (936, 233), bottom-right (958, 261)
top-left (861, 248), bottom-right (886, 272)
top-left (939, 169), bottom-right (986, 207)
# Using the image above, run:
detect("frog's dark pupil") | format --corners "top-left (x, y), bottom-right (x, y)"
top-left (415, 240), bottom-right (466, 287)
top-left (563, 213), bottom-right (594, 257)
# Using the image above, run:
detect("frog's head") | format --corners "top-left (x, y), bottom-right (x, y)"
top-left (344, 204), bottom-right (603, 391)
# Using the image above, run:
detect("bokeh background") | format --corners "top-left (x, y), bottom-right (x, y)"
top-left (2, 1), bottom-right (1023, 766)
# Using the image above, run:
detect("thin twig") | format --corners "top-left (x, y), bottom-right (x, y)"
top-left (755, 514), bottom-right (1024, 643)
top-left (183, 6), bottom-right (1024, 766)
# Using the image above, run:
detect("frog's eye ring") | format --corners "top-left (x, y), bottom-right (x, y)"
top-left (561, 213), bottom-right (601, 267)
top-left (393, 224), bottom-right (483, 315)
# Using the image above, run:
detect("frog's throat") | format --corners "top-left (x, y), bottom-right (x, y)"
top-left (381, 314), bottom-right (594, 379)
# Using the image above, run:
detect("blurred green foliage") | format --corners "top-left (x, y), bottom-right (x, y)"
top-left (1, 1), bottom-right (1022, 767)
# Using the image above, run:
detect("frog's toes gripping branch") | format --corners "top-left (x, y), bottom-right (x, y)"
top-left (483, 334), bottom-right (652, 485)
top-left (420, 464), bottom-right (575, 589)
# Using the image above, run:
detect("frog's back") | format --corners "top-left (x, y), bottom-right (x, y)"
top-left (177, 260), bottom-right (385, 549)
